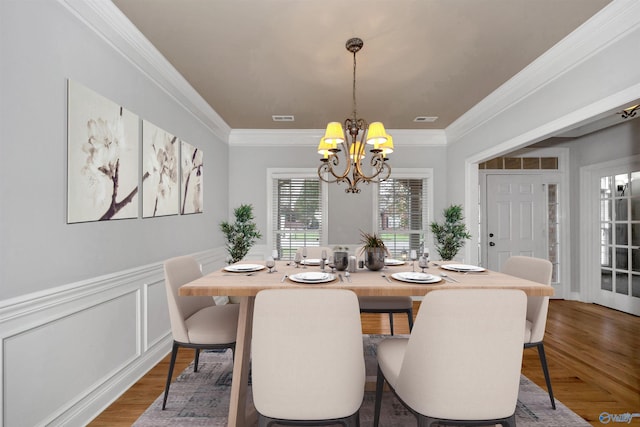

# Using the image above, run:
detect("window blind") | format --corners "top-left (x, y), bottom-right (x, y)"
top-left (378, 178), bottom-right (428, 257)
top-left (273, 178), bottom-right (322, 260)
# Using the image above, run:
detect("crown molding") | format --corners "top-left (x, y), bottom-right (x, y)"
top-left (57, 0), bottom-right (231, 142)
top-left (446, 0), bottom-right (640, 144)
top-left (228, 128), bottom-right (447, 147)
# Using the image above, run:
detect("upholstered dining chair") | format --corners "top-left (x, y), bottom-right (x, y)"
top-left (502, 255), bottom-right (556, 409)
top-left (162, 256), bottom-right (239, 410)
top-left (355, 246), bottom-right (414, 335)
top-left (374, 288), bottom-right (527, 427)
top-left (252, 289), bottom-right (365, 426)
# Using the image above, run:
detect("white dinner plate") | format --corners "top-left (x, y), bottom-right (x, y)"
top-left (301, 258), bottom-right (322, 266)
top-left (223, 264), bottom-right (265, 273)
top-left (440, 264), bottom-right (486, 272)
top-left (391, 272), bottom-right (442, 284)
top-left (384, 259), bottom-right (405, 266)
top-left (288, 272), bottom-right (335, 284)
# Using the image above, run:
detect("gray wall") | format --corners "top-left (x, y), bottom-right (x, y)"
top-left (0, 0), bottom-right (228, 300)
top-left (554, 119), bottom-right (640, 292)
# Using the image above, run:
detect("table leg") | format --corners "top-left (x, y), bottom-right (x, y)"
top-left (228, 296), bottom-right (257, 426)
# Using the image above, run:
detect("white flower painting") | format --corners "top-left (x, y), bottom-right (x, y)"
top-left (67, 80), bottom-right (139, 223)
top-left (181, 141), bottom-right (204, 214)
top-left (142, 120), bottom-right (180, 218)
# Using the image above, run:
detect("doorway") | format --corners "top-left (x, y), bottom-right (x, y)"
top-left (581, 156), bottom-right (640, 315)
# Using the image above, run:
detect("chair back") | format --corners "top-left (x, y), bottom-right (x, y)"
top-left (163, 256), bottom-right (214, 343)
top-left (295, 246), bottom-right (332, 260)
top-left (502, 256), bottom-right (552, 343)
top-left (395, 289), bottom-right (527, 421)
top-left (252, 289), bottom-right (365, 420)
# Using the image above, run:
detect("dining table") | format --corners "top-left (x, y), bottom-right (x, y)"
top-left (179, 259), bottom-right (554, 427)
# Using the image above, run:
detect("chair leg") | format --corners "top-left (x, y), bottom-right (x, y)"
top-left (535, 342), bottom-right (556, 409)
top-left (162, 341), bottom-right (180, 410)
top-left (373, 365), bottom-right (385, 427)
top-left (389, 313), bottom-right (395, 335)
top-left (407, 308), bottom-right (414, 332)
top-left (500, 414), bottom-right (517, 427)
top-left (194, 348), bottom-right (200, 372)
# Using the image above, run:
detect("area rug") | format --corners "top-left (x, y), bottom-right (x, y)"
top-left (134, 335), bottom-right (589, 426)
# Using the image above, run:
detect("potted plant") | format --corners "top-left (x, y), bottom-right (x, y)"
top-left (359, 231), bottom-right (388, 271)
top-left (430, 204), bottom-right (472, 261)
top-left (219, 204), bottom-right (262, 263)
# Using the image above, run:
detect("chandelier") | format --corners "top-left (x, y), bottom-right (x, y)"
top-left (618, 104), bottom-right (639, 119)
top-left (317, 37), bottom-right (393, 194)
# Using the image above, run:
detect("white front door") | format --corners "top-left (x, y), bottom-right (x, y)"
top-left (484, 174), bottom-right (547, 272)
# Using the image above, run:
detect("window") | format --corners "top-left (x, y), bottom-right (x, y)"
top-left (375, 172), bottom-right (432, 258)
top-left (268, 170), bottom-right (327, 260)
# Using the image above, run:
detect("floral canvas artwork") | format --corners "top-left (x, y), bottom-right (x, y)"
top-left (67, 80), bottom-right (140, 223)
top-left (181, 141), bottom-right (203, 214)
top-left (142, 120), bottom-right (180, 218)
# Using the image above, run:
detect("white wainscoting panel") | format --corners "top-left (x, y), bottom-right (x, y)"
top-left (0, 248), bottom-right (224, 427)
top-left (145, 277), bottom-right (170, 352)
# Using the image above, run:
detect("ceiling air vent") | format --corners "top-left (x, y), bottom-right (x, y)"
top-left (413, 116), bottom-right (438, 123)
top-left (272, 115), bottom-right (295, 122)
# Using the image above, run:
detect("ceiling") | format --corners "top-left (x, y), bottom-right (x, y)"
top-left (112, 0), bottom-right (612, 131)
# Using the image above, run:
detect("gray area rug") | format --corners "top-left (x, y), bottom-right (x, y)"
top-left (134, 335), bottom-right (589, 426)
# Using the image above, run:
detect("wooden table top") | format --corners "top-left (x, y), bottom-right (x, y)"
top-left (179, 260), bottom-right (555, 297)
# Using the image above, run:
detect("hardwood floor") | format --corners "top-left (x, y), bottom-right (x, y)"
top-left (89, 300), bottom-right (640, 426)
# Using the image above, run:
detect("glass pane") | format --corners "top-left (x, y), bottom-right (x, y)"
top-left (601, 245), bottom-right (612, 268)
top-left (633, 224), bottom-right (640, 247)
top-left (633, 249), bottom-right (640, 273)
top-left (631, 171), bottom-right (640, 196)
top-left (600, 199), bottom-right (611, 221)
top-left (548, 184), bottom-right (557, 202)
top-left (615, 174), bottom-right (629, 197)
top-left (616, 248), bottom-right (629, 270)
top-left (616, 224), bottom-right (628, 245)
top-left (632, 274), bottom-right (640, 298)
top-left (631, 197), bottom-right (640, 220)
top-left (601, 176), bottom-right (612, 198)
top-left (615, 272), bottom-right (629, 295)
top-left (616, 199), bottom-right (628, 221)
top-left (601, 269), bottom-right (613, 291)
top-left (601, 223), bottom-right (612, 247)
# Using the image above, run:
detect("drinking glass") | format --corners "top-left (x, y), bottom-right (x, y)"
top-left (266, 257), bottom-right (275, 273)
top-left (327, 255), bottom-right (336, 273)
top-left (321, 250), bottom-right (328, 271)
top-left (418, 255), bottom-right (429, 273)
top-left (410, 249), bottom-right (418, 272)
top-left (294, 252), bottom-right (302, 268)
top-left (302, 247), bottom-right (308, 268)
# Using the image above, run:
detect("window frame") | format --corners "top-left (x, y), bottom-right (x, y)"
top-left (267, 168), bottom-right (328, 259)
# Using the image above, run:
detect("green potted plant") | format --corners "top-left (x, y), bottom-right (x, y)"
top-left (219, 204), bottom-right (262, 263)
top-left (430, 204), bottom-right (472, 261)
top-left (359, 231), bottom-right (389, 271)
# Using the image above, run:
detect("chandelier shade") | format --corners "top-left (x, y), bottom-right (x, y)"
top-left (317, 37), bottom-right (392, 194)
top-left (323, 122), bottom-right (346, 144)
top-left (380, 135), bottom-right (394, 156)
top-left (365, 122), bottom-right (388, 147)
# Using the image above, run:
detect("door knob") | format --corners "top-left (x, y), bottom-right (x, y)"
top-left (489, 233), bottom-right (494, 237)
top-left (489, 242), bottom-right (496, 247)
